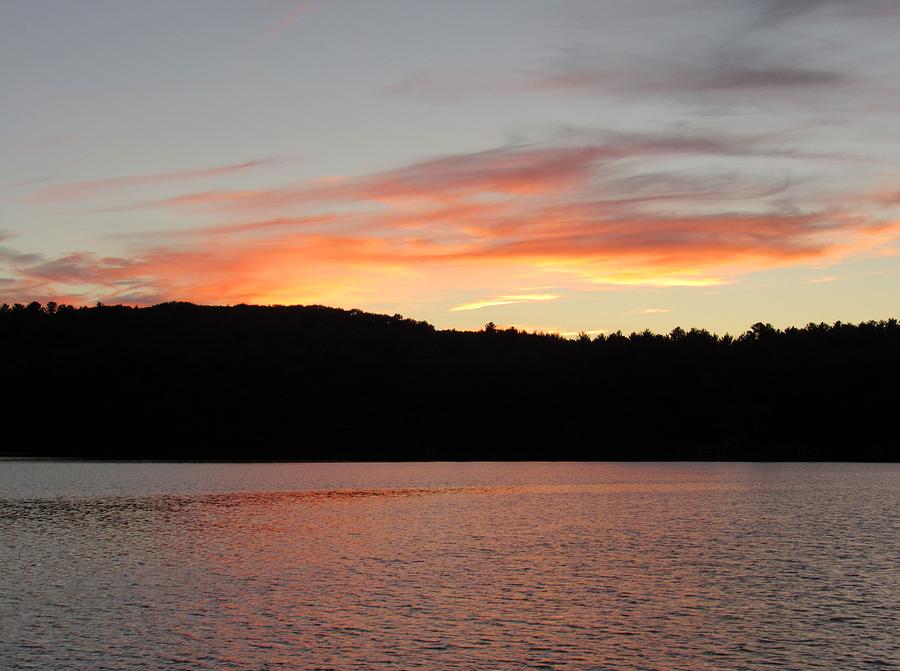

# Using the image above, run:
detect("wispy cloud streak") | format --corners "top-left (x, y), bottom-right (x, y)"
top-left (450, 294), bottom-right (558, 312)
top-left (34, 160), bottom-right (270, 203)
top-left (265, 0), bottom-right (319, 40)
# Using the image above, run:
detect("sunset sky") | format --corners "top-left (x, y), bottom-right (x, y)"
top-left (2, 0), bottom-right (899, 334)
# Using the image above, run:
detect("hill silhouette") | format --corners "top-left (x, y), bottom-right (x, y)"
top-left (2, 301), bottom-right (897, 461)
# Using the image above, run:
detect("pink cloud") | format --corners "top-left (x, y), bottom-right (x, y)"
top-left (109, 134), bottom-right (814, 217)
top-left (266, 1), bottom-right (319, 39)
top-left (33, 159), bottom-right (271, 203)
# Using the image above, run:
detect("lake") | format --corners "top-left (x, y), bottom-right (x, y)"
top-left (1, 461), bottom-right (898, 670)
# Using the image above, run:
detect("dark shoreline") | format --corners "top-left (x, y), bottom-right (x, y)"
top-left (3, 301), bottom-right (898, 462)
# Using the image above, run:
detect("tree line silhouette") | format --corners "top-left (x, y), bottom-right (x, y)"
top-left (2, 301), bottom-right (897, 460)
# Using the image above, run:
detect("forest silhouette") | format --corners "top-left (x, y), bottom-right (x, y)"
top-left (2, 301), bottom-right (897, 461)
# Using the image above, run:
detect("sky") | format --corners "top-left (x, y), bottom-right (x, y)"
top-left (2, 0), bottom-right (899, 335)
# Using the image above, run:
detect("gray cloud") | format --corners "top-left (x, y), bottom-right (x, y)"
top-left (755, 0), bottom-right (842, 25)
top-left (529, 59), bottom-right (851, 99)
top-left (0, 246), bottom-right (43, 266)
top-left (385, 2), bottom-right (873, 107)
top-left (753, 0), bottom-right (900, 27)
top-left (676, 63), bottom-right (848, 91)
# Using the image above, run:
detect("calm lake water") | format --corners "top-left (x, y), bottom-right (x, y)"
top-left (1, 461), bottom-right (898, 670)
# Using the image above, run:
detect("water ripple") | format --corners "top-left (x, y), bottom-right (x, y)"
top-left (1, 462), bottom-right (898, 670)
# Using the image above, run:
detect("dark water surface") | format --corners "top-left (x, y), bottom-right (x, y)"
top-left (2, 461), bottom-right (898, 670)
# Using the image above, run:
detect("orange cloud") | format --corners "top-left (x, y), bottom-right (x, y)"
top-left (6, 209), bottom-right (895, 308)
top-left (6, 138), bottom-right (900, 308)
